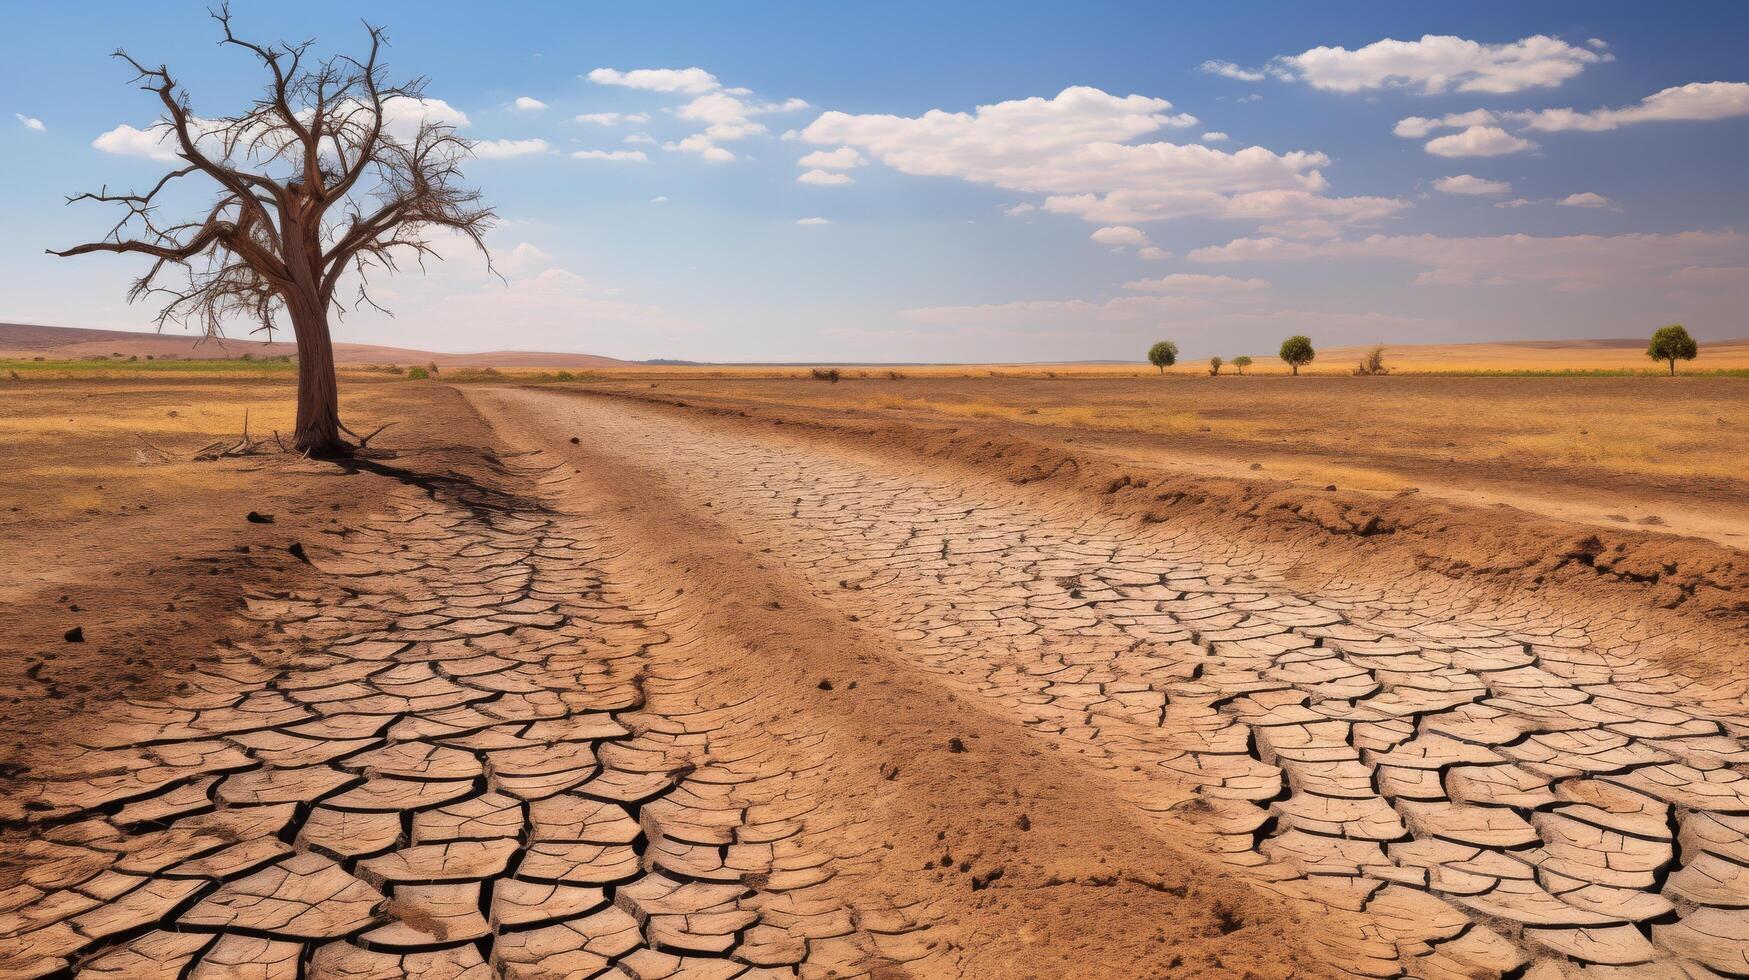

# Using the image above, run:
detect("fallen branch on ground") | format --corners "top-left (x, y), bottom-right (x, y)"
top-left (193, 409), bottom-right (277, 460)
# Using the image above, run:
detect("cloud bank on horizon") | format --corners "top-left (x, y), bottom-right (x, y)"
top-left (4, 4), bottom-right (1747, 361)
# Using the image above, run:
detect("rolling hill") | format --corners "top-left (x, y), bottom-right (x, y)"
top-left (0, 322), bottom-right (633, 369)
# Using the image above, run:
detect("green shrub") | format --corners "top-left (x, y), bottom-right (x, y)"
top-left (1647, 324), bottom-right (1698, 376)
top-left (1279, 335), bottom-right (1315, 375)
top-left (1147, 340), bottom-right (1178, 373)
top-left (406, 366), bottom-right (430, 380)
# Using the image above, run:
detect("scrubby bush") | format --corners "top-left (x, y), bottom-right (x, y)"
top-left (1147, 340), bottom-right (1178, 374)
top-left (406, 366), bottom-right (430, 379)
top-left (1647, 324), bottom-right (1698, 375)
top-left (427, 361), bottom-right (440, 376)
top-left (811, 367), bottom-right (841, 383)
top-left (887, 370), bottom-right (905, 380)
top-left (1208, 356), bottom-right (1223, 377)
top-left (1279, 335), bottom-right (1315, 376)
top-left (1353, 345), bottom-right (1388, 376)
top-left (1232, 355), bottom-right (1252, 375)
top-left (555, 370), bottom-right (575, 381)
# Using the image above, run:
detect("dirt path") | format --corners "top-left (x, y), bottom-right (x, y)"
top-left (0, 392), bottom-right (1311, 978)
top-left (4, 383), bottom-right (1746, 978)
top-left (463, 387), bottom-right (1749, 978)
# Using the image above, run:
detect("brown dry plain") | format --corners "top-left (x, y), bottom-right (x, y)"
top-left (1, 359), bottom-right (1748, 979)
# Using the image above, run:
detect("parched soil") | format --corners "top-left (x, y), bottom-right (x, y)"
top-left (2, 377), bottom-right (1747, 978)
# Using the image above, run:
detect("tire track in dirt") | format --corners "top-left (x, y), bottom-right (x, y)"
top-left (470, 387), bottom-right (1749, 979)
top-left (0, 457), bottom-right (926, 978)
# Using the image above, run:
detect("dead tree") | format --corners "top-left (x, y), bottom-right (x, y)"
top-left (52, 6), bottom-right (493, 457)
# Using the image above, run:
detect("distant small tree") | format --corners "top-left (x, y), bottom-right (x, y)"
top-left (1647, 324), bottom-right (1698, 376)
top-left (1208, 356), bottom-right (1223, 377)
top-left (1353, 345), bottom-right (1388, 376)
top-left (1232, 355), bottom-right (1252, 376)
top-left (1147, 340), bottom-right (1178, 374)
top-left (1279, 335), bottom-right (1315, 376)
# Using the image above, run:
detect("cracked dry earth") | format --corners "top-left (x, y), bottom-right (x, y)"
top-left (2, 385), bottom-right (1746, 980)
top-left (0, 461), bottom-right (928, 978)
top-left (465, 388), bottom-right (1749, 979)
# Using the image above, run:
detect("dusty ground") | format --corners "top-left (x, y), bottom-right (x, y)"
top-left (0, 375), bottom-right (462, 758)
top-left (1, 372), bottom-right (1746, 978)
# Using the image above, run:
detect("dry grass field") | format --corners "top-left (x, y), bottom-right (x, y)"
top-left (576, 372), bottom-right (1749, 548)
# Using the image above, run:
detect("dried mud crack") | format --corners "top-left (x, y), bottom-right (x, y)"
top-left (457, 387), bottom-right (1749, 979)
top-left (5, 382), bottom-right (1747, 979)
top-left (0, 451), bottom-right (931, 977)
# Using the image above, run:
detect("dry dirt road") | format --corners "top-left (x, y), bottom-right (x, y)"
top-left (3, 385), bottom-right (1747, 979)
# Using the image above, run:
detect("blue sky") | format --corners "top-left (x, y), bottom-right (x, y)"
top-left (3, 1), bottom-right (1747, 361)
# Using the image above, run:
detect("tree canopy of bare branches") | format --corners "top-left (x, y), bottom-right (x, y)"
top-left (52, 5), bottom-right (494, 456)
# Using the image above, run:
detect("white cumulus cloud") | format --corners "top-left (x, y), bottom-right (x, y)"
top-left (576, 111), bottom-right (651, 125)
top-left (1432, 174), bottom-right (1511, 195)
top-left (797, 146), bottom-right (866, 169)
top-left (511, 96), bottom-right (548, 112)
top-left (93, 123), bottom-right (177, 160)
top-left (1392, 109), bottom-right (1497, 138)
top-left (571, 149), bottom-right (648, 162)
top-left (1425, 125), bottom-right (1537, 157)
top-left (472, 138), bottom-right (552, 159)
top-left (586, 67), bottom-right (721, 95)
top-left (1091, 226), bottom-right (1150, 246)
top-left (589, 66), bottom-right (806, 163)
top-left (800, 86), bottom-right (1399, 231)
top-left (1513, 81), bottom-right (1749, 132)
top-left (798, 169), bottom-right (853, 186)
top-left (1275, 34), bottom-right (1605, 94)
top-left (15, 112), bottom-right (45, 132)
top-left (1557, 191), bottom-right (1615, 208)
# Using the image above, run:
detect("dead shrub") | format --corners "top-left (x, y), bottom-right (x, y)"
top-left (1353, 345), bottom-right (1389, 376)
top-left (811, 367), bottom-right (841, 383)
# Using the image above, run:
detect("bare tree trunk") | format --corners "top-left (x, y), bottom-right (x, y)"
top-left (288, 295), bottom-right (347, 457)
